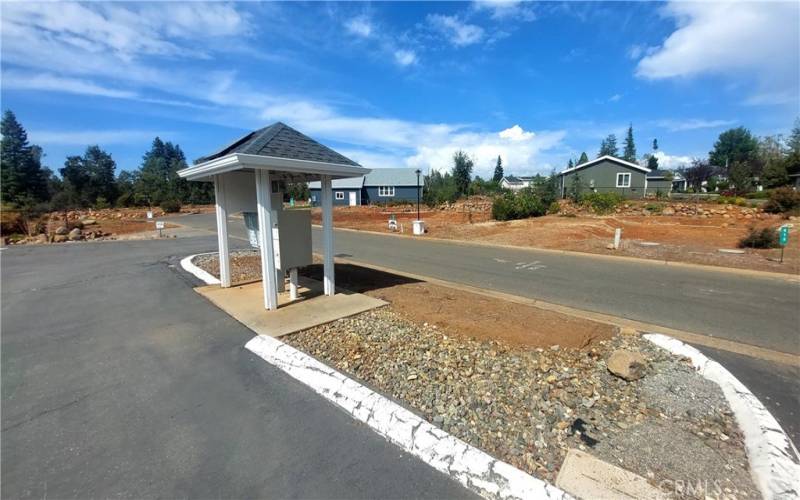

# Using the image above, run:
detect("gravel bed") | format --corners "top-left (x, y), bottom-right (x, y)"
top-left (194, 250), bottom-right (261, 284)
top-left (285, 308), bottom-right (759, 498)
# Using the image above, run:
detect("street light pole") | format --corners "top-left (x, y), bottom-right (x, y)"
top-left (415, 169), bottom-right (421, 220)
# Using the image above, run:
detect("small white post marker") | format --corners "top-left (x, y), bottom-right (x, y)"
top-left (614, 228), bottom-right (622, 250)
top-left (289, 268), bottom-right (298, 301)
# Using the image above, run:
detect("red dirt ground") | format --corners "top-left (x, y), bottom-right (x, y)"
top-left (311, 202), bottom-right (799, 275)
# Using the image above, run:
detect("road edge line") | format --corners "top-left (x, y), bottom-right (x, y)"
top-left (180, 253), bottom-right (220, 285)
top-left (244, 335), bottom-right (571, 500)
top-left (331, 256), bottom-right (799, 366)
top-left (644, 333), bottom-right (800, 499)
top-left (312, 224), bottom-right (799, 283)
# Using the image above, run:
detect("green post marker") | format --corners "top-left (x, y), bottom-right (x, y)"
top-left (779, 225), bottom-right (790, 263)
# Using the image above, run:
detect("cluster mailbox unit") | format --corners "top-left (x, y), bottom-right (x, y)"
top-left (178, 122), bottom-right (370, 311)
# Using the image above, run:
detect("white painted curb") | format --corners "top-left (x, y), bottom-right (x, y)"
top-left (180, 253), bottom-right (220, 285)
top-left (245, 335), bottom-right (570, 500)
top-left (644, 334), bottom-right (800, 500)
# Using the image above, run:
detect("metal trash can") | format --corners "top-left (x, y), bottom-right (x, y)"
top-left (243, 212), bottom-right (260, 249)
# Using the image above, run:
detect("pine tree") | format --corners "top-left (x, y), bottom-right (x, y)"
top-left (652, 138), bottom-right (659, 151)
top-left (623, 124), bottom-right (637, 162)
top-left (578, 152), bottom-right (589, 165)
top-left (492, 155), bottom-right (504, 182)
top-left (647, 155), bottom-right (659, 170)
top-left (567, 159), bottom-right (574, 169)
top-left (1, 110), bottom-right (48, 205)
top-left (598, 134), bottom-right (619, 157)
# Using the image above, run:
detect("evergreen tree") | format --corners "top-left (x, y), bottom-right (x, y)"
top-left (578, 152), bottom-right (589, 165)
top-left (786, 118), bottom-right (800, 175)
top-left (647, 155), bottom-right (659, 170)
top-left (451, 150), bottom-right (473, 197)
top-left (652, 138), bottom-right (659, 151)
top-left (709, 127), bottom-right (759, 174)
top-left (598, 134), bottom-right (619, 157)
top-left (58, 146), bottom-right (118, 207)
top-left (1, 110), bottom-right (48, 205)
top-left (567, 159), bottom-right (574, 169)
top-left (492, 155), bottom-right (504, 182)
top-left (623, 124), bottom-right (637, 162)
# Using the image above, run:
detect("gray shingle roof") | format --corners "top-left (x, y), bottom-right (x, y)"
top-left (308, 177), bottom-right (365, 189)
top-left (363, 168), bottom-right (420, 187)
top-left (196, 122), bottom-right (360, 166)
top-left (646, 169), bottom-right (672, 179)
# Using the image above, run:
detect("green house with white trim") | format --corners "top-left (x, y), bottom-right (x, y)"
top-left (558, 155), bottom-right (651, 199)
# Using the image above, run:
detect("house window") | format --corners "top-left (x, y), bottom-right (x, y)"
top-left (378, 186), bottom-right (395, 197)
top-left (616, 173), bottom-right (631, 188)
top-left (335, 191), bottom-right (345, 200)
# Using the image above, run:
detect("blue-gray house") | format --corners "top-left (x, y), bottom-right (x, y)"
top-left (309, 167), bottom-right (422, 206)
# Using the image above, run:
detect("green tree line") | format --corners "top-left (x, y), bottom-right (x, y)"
top-left (1, 110), bottom-right (214, 214)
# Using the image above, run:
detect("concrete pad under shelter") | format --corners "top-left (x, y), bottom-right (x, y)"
top-left (195, 277), bottom-right (387, 337)
top-left (556, 448), bottom-right (663, 499)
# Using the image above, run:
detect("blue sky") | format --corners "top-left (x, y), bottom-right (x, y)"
top-left (2, 1), bottom-right (798, 179)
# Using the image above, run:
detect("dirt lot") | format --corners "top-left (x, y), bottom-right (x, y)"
top-left (2, 205), bottom-right (214, 244)
top-left (311, 200), bottom-right (799, 275)
top-left (194, 251), bottom-right (615, 349)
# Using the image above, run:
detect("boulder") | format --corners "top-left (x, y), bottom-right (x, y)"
top-left (81, 219), bottom-right (97, 226)
top-left (55, 226), bottom-right (68, 235)
top-left (67, 228), bottom-right (83, 241)
top-left (53, 234), bottom-right (68, 243)
top-left (607, 350), bottom-right (647, 381)
top-left (661, 206), bottom-right (676, 216)
top-left (35, 233), bottom-right (49, 244)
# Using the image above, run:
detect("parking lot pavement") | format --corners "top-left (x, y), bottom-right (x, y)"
top-left (1, 239), bottom-right (474, 499)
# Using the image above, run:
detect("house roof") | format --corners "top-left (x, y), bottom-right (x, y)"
top-left (195, 122), bottom-right (360, 166)
top-left (364, 167), bottom-right (420, 186)
top-left (502, 176), bottom-right (534, 184)
top-left (559, 155), bottom-right (650, 175)
top-left (646, 169), bottom-right (672, 179)
top-left (178, 122), bottom-right (368, 182)
top-left (308, 177), bottom-right (365, 189)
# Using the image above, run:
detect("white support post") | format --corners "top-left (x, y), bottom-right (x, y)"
top-left (255, 170), bottom-right (278, 311)
top-left (213, 174), bottom-right (231, 288)
top-left (289, 268), bottom-right (298, 301)
top-left (321, 175), bottom-right (335, 296)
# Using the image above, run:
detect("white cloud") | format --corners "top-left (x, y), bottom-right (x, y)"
top-left (394, 49), bottom-right (418, 66)
top-left (345, 16), bottom-right (373, 38)
top-left (634, 1), bottom-right (799, 105)
top-left (427, 14), bottom-right (485, 47)
top-left (473, 0), bottom-right (536, 21)
top-left (608, 94), bottom-right (622, 103)
top-left (657, 118), bottom-right (736, 132)
top-left (498, 124), bottom-right (535, 141)
top-left (651, 151), bottom-right (693, 170)
top-left (3, 71), bottom-right (138, 99)
top-left (29, 129), bottom-right (170, 146)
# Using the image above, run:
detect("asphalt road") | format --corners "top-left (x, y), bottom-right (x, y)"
top-left (170, 212), bottom-right (800, 446)
top-left (176, 212), bottom-right (800, 355)
top-left (1, 238), bottom-right (474, 499)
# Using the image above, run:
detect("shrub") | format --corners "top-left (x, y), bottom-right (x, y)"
top-left (160, 199), bottom-right (182, 213)
top-left (744, 191), bottom-right (770, 200)
top-left (644, 203), bottom-right (664, 213)
top-left (94, 196), bottom-right (111, 209)
top-left (763, 187), bottom-right (800, 214)
top-left (580, 192), bottom-right (624, 214)
top-left (547, 201), bottom-right (561, 215)
top-left (491, 189), bottom-right (548, 221)
top-left (738, 226), bottom-right (780, 249)
top-left (491, 194), bottom-right (517, 221)
top-left (717, 196), bottom-right (747, 206)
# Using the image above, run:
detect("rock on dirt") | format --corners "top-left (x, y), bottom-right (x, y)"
top-left (53, 234), bottom-right (68, 243)
top-left (607, 350), bottom-right (647, 381)
top-left (55, 226), bottom-right (68, 235)
top-left (67, 228), bottom-right (83, 241)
